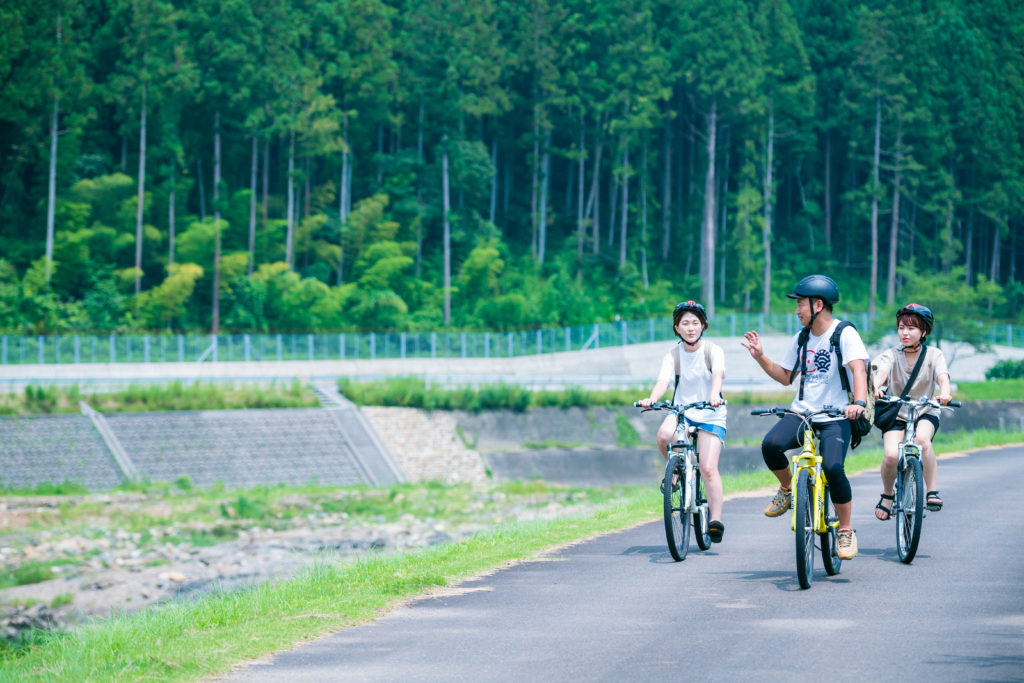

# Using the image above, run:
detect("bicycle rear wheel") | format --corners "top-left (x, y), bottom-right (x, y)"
top-left (663, 454), bottom-right (691, 561)
top-left (897, 455), bottom-right (924, 563)
top-left (693, 467), bottom-right (711, 551)
top-left (820, 483), bottom-right (842, 576)
top-left (795, 469), bottom-right (814, 589)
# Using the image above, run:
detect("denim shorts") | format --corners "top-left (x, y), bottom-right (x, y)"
top-left (691, 421), bottom-right (726, 444)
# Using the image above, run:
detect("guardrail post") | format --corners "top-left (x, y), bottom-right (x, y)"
top-left (565, 326), bottom-right (571, 352)
top-left (1, 336), bottom-right (6, 364)
top-left (401, 331), bottom-right (406, 359)
top-left (144, 335), bottom-right (150, 363)
top-left (308, 333), bottom-right (314, 361)
top-left (38, 335), bottom-right (44, 364)
top-left (536, 329), bottom-right (542, 355)
top-left (276, 334), bottom-right (282, 361)
top-left (109, 334), bottom-right (115, 363)
top-left (461, 332), bottom-right (467, 358)
top-left (340, 333), bottom-right (345, 360)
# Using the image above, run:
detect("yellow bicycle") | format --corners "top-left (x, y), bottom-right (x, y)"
top-left (753, 406), bottom-right (845, 589)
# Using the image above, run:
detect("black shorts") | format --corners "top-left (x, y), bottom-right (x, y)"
top-left (887, 413), bottom-right (940, 435)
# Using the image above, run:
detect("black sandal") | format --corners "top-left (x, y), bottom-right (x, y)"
top-left (708, 520), bottom-right (725, 543)
top-left (926, 491), bottom-right (943, 511)
top-left (875, 493), bottom-right (895, 521)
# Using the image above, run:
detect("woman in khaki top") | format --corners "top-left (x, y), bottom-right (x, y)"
top-left (871, 304), bottom-right (953, 520)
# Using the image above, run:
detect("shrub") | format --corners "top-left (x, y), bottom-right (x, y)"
top-left (985, 359), bottom-right (1024, 380)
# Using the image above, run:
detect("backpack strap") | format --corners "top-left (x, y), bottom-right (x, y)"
top-left (899, 345), bottom-right (928, 401)
top-left (672, 344), bottom-right (680, 403)
top-left (789, 327), bottom-right (811, 401)
top-left (831, 320), bottom-right (856, 393)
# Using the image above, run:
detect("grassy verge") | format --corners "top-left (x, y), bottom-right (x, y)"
top-left (1, 431), bottom-right (1021, 680)
top-left (0, 381), bottom-right (319, 415)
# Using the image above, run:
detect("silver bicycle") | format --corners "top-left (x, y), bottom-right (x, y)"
top-left (876, 395), bottom-right (960, 563)
top-left (636, 400), bottom-right (721, 561)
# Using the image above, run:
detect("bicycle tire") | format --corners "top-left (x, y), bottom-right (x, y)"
top-left (663, 454), bottom-right (691, 561)
top-left (693, 467), bottom-right (711, 551)
top-left (795, 468), bottom-right (814, 589)
top-left (820, 483), bottom-right (842, 576)
top-left (897, 455), bottom-right (924, 563)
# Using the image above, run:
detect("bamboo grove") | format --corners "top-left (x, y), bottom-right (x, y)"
top-left (1, 0), bottom-right (1022, 334)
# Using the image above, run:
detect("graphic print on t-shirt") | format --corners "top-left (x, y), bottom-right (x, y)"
top-left (804, 347), bottom-right (832, 386)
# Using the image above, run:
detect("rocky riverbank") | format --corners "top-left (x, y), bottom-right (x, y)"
top-left (0, 487), bottom-right (608, 642)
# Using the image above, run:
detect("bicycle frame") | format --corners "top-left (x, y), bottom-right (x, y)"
top-left (790, 426), bottom-right (833, 536)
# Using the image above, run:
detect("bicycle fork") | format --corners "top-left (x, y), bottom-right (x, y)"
top-left (790, 452), bottom-right (832, 535)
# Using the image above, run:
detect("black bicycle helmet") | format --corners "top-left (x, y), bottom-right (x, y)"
top-left (897, 303), bottom-right (934, 334)
top-left (673, 300), bottom-right (708, 327)
top-left (786, 274), bottom-right (840, 305)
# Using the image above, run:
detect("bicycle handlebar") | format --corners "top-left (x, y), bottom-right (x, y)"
top-left (750, 406), bottom-right (846, 419)
top-left (876, 396), bottom-right (961, 409)
top-left (634, 400), bottom-right (727, 412)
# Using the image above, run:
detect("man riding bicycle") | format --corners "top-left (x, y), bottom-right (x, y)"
top-left (740, 274), bottom-right (868, 560)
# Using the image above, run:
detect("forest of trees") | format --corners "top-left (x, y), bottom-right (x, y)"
top-left (1, 0), bottom-right (1021, 335)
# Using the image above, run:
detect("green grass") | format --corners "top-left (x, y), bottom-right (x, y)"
top-left (1, 431), bottom-right (1020, 680)
top-left (0, 381), bottom-right (319, 416)
top-left (954, 378), bottom-right (1024, 401)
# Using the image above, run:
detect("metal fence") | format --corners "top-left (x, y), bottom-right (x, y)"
top-left (1, 313), bottom-right (1020, 365)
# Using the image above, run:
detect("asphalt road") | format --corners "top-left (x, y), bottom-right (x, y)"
top-left (225, 445), bottom-right (1024, 682)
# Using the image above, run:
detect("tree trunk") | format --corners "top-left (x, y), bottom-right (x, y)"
top-left (584, 116), bottom-right (604, 256)
top-left (661, 114), bottom-right (672, 260)
top-left (762, 99), bottom-right (773, 315)
top-left (702, 98), bottom-right (717, 314)
top-left (490, 135), bottom-right (498, 225)
top-left (824, 126), bottom-right (832, 249)
top-left (442, 134), bottom-right (452, 325)
top-left (134, 80), bottom-right (147, 296)
top-left (619, 136), bottom-right (629, 269)
top-left (887, 124), bottom-right (901, 306)
top-left (196, 150), bottom-right (206, 222)
top-left (44, 12), bottom-right (61, 282)
top-left (538, 130), bottom-right (550, 265)
top-left (719, 126), bottom-right (730, 303)
top-left (261, 136), bottom-right (269, 264)
top-left (990, 216), bottom-right (1000, 284)
top-left (285, 130), bottom-right (295, 267)
top-left (531, 116), bottom-right (539, 259)
top-left (248, 134), bottom-right (257, 276)
top-left (45, 91), bottom-right (58, 282)
top-left (211, 109), bottom-right (222, 334)
top-left (640, 139), bottom-right (649, 289)
top-left (168, 161), bottom-right (175, 266)
top-left (576, 116), bottom-right (585, 268)
top-left (869, 95), bottom-right (881, 318)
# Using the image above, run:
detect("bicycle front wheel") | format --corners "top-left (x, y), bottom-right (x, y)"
top-left (820, 483), bottom-right (842, 576)
top-left (663, 454), bottom-right (691, 561)
top-left (897, 456), bottom-right (924, 563)
top-left (693, 467), bottom-right (711, 551)
top-left (795, 469), bottom-right (814, 589)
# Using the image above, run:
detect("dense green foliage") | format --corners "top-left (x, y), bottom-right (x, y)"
top-left (1, 1), bottom-right (1022, 334)
top-left (983, 359), bottom-right (1024, 380)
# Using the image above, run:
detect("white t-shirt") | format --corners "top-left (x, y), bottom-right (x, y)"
top-left (781, 319), bottom-right (869, 422)
top-left (656, 340), bottom-right (727, 428)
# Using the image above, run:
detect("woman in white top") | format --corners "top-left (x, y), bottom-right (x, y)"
top-left (638, 301), bottom-right (727, 543)
top-left (872, 303), bottom-right (952, 520)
